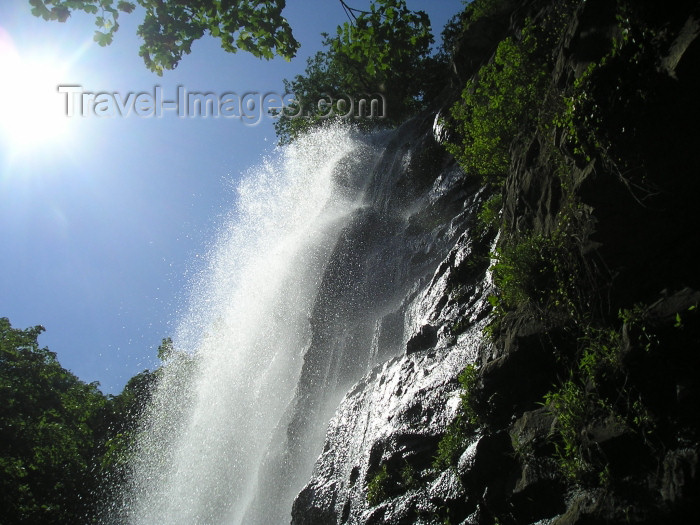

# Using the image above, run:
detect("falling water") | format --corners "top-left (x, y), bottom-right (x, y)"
top-left (116, 126), bottom-right (380, 524)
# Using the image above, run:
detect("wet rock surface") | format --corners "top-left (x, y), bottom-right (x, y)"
top-left (291, 202), bottom-right (493, 524)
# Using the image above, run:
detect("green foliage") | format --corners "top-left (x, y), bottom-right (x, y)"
top-left (433, 416), bottom-right (469, 471)
top-left (0, 317), bottom-right (110, 523)
top-left (458, 364), bottom-right (478, 425)
top-left (103, 336), bottom-right (192, 472)
top-left (476, 192), bottom-right (503, 235)
top-left (366, 463), bottom-right (390, 506)
top-left (330, 0), bottom-right (433, 103)
top-left (444, 0), bottom-right (691, 504)
top-left (0, 317), bottom-right (168, 523)
top-left (491, 232), bottom-right (576, 313)
top-left (273, 41), bottom-right (354, 144)
top-left (466, 0), bottom-right (507, 22)
top-left (29, 0), bottom-right (299, 75)
top-left (449, 317), bottom-right (469, 336)
top-left (672, 304), bottom-right (696, 330)
top-left (555, 62), bottom-right (599, 164)
top-left (157, 336), bottom-right (174, 361)
top-left (101, 369), bottom-right (156, 471)
top-left (543, 379), bottom-right (591, 480)
top-left (544, 312), bottom-right (664, 484)
top-left (439, 11), bottom-right (467, 57)
top-left (487, 205), bottom-right (598, 330)
top-left (577, 328), bottom-right (622, 388)
top-left (445, 1), bottom-right (578, 184)
top-left (433, 364), bottom-right (479, 470)
top-left (463, 6), bottom-right (654, 484)
top-left (366, 459), bottom-right (422, 506)
top-left (446, 22), bottom-right (547, 185)
top-left (274, 0), bottom-right (440, 143)
top-left (400, 461), bottom-right (418, 490)
top-left (543, 324), bottom-right (626, 482)
top-left (545, 328), bottom-right (623, 480)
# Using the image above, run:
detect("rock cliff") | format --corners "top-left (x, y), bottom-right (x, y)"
top-left (291, 1), bottom-right (700, 523)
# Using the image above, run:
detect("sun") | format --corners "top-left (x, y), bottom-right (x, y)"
top-left (0, 35), bottom-right (73, 157)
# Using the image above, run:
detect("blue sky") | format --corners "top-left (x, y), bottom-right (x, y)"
top-left (0, 0), bottom-right (464, 394)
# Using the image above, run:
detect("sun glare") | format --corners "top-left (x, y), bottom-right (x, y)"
top-left (0, 35), bottom-right (73, 157)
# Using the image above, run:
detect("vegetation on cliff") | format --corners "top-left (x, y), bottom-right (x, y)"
top-left (433, 0), bottom-right (700, 522)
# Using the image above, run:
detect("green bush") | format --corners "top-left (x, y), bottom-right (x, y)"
top-left (367, 463), bottom-right (391, 506)
top-left (491, 234), bottom-right (564, 311)
top-left (0, 318), bottom-right (111, 523)
top-left (366, 460), bottom-right (422, 506)
top-left (433, 364), bottom-right (479, 470)
top-left (543, 326), bottom-right (624, 482)
top-left (476, 192), bottom-right (503, 234)
top-left (544, 312), bottom-right (659, 484)
top-left (400, 462), bottom-right (418, 490)
top-left (433, 417), bottom-right (470, 471)
top-left (440, 0), bottom-right (510, 55)
top-left (458, 365), bottom-right (479, 424)
top-left (543, 379), bottom-right (592, 480)
top-left (446, 23), bottom-right (547, 186)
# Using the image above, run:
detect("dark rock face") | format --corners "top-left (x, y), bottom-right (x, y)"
top-left (293, 341), bottom-right (481, 525)
top-left (405, 324), bottom-right (438, 354)
top-left (291, 1), bottom-right (700, 524)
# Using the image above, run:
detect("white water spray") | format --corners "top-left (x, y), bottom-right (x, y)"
top-left (118, 126), bottom-right (378, 524)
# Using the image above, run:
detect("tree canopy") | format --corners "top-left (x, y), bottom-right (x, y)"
top-left (274, 0), bottom-right (441, 143)
top-left (0, 317), bottom-right (163, 523)
top-left (28, 0), bottom-right (299, 75)
top-left (0, 317), bottom-right (110, 523)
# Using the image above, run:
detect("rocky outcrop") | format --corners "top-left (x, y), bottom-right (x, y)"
top-left (292, 217), bottom-right (493, 524)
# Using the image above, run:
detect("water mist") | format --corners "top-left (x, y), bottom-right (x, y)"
top-left (115, 126), bottom-right (379, 524)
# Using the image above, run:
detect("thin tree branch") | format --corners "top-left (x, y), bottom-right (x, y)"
top-left (338, 0), bottom-right (371, 23)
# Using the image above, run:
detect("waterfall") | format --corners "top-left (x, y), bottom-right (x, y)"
top-left (116, 125), bottom-right (380, 525)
